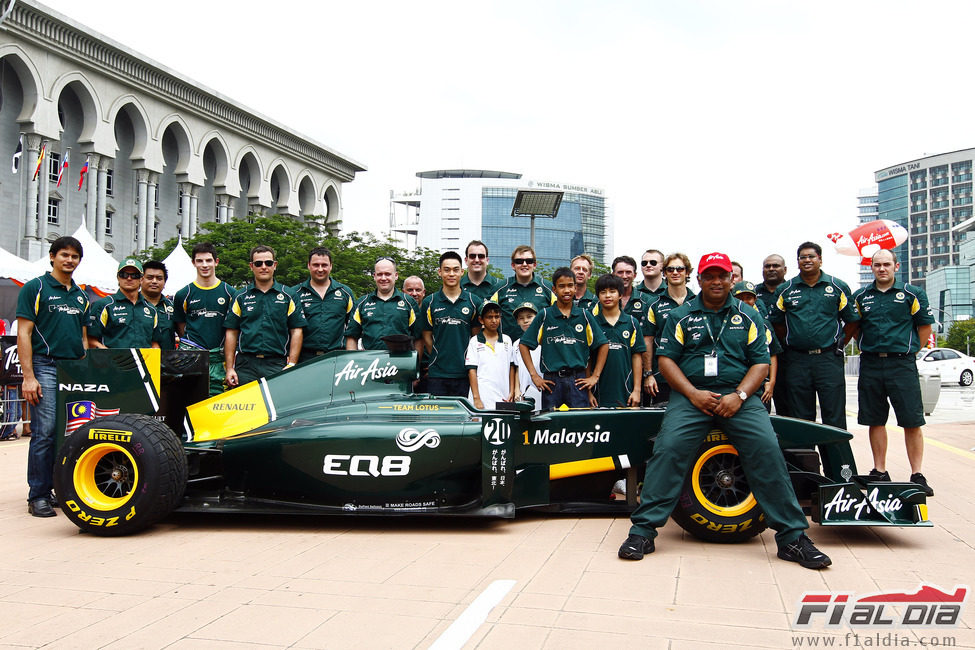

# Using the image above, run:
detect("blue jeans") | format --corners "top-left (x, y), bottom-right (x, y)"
top-left (0, 386), bottom-right (20, 439)
top-left (542, 372), bottom-right (590, 410)
top-left (27, 355), bottom-right (58, 502)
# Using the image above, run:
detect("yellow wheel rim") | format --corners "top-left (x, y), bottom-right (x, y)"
top-left (73, 443), bottom-right (138, 511)
top-left (691, 444), bottom-right (757, 517)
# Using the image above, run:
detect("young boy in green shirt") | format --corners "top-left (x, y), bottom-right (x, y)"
top-left (591, 274), bottom-right (645, 407)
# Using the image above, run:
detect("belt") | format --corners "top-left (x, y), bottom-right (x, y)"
top-left (789, 347), bottom-right (825, 355)
top-left (240, 353), bottom-right (285, 360)
top-left (861, 352), bottom-right (910, 358)
top-left (302, 348), bottom-right (328, 356)
top-left (544, 367), bottom-right (586, 378)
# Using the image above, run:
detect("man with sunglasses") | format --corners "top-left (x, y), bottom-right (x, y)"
top-left (490, 245), bottom-right (555, 336)
top-left (141, 260), bottom-right (177, 350)
top-left (88, 258), bottom-right (164, 350)
top-left (636, 249), bottom-right (666, 298)
top-left (642, 253), bottom-right (696, 405)
top-left (460, 241), bottom-right (498, 301)
top-left (224, 246), bottom-right (306, 387)
top-left (346, 256), bottom-right (422, 351)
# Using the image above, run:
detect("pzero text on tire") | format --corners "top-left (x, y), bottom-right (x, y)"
top-left (670, 431), bottom-right (767, 543)
top-left (54, 414), bottom-right (187, 536)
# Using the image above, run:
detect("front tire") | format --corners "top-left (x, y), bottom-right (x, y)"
top-left (54, 414), bottom-right (187, 536)
top-left (960, 369), bottom-right (973, 387)
top-left (670, 432), bottom-right (768, 543)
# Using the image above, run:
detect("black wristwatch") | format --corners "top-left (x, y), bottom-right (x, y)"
top-left (643, 370), bottom-right (653, 378)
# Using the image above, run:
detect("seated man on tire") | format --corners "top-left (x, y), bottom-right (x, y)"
top-left (618, 252), bottom-right (831, 570)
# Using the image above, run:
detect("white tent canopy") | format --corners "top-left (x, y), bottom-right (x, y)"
top-left (0, 246), bottom-right (37, 283)
top-left (160, 237), bottom-right (195, 297)
top-left (30, 220), bottom-right (120, 294)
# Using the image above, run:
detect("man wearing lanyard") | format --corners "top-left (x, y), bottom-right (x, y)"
top-left (619, 252), bottom-right (830, 569)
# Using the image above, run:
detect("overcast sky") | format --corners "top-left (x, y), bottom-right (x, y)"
top-left (35, 0), bottom-right (975, 287)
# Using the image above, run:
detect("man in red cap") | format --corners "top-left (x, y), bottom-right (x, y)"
top-left (618, 252), bottom-right (831, 569)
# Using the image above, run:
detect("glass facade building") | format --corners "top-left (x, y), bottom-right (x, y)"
top-left (875, 149), bottom-right (975, 289)
top-left (389, 170), bottom-right (609, 269)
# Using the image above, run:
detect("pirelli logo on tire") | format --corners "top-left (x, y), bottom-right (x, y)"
top-left (87, 429), bottom-right (133, 442)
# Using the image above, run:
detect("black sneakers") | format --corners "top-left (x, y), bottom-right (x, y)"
top-left (28, 498), bottom-right (56, 518)
top-left (910, 473), bottom-right (934, 497)
top-left (618, 534), bottom-right (655, 560)
top-left (777, 534), bottom-right (832, 569)
top-left (868, 468), bottom-right (891, 481)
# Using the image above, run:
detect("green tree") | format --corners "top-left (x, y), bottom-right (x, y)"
top-left (945, 319), bottom-right (975, 354)
top-left (142, 215), bottom-right (443, 293)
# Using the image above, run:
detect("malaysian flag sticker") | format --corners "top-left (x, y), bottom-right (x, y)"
top-left (66, 401), bottom-right (120, 435)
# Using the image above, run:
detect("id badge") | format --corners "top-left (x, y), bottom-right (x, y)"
top-left (704, 353), bottom-right (718, 377)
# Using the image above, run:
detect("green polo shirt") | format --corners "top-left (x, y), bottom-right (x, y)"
top-left (421, 289), bottom-right (482, 378)
top-left (592, 307), bottom-right (646, 407)
top-left (635, 280), bottom-right (666, 298)
top-left (622, 292), bottom-right (649, 326)
top-left (345, 290), bottom-right (421, 350)
top-left (852, 281), bottom-right (935, 354)
top-left (751, 302), bottom-right (782, 356)
top-left (460, 274), bottom-right (498, 302)
top-left (16, 272), bottom-right (89, 359)
top-left (145, 294), bottom-right (177, 350)
top-left (89, 291), bottom-right (163, 348)
top-left (755, 282), bottom-right (780, 311)
top-left (224, 282), bottom-right (306, 356)
top-left (769, 272), bottom-right (860, 350)
top-left (491, 274), bottom-right (556, 337)
top-left (291, 278), bottom-right (356, 352)
top-left (642, 289), bottom-right (696, 381)
top-left (520, 303), bottom-right (607, 373)
top-left (575, 289), bottom-right (597, 311)
top-left (173, 279), bottom-right (237, 350)
top-left (642, 289), bottom-right (696, 338)
top-left (656, 294), bottom-right (769, 388)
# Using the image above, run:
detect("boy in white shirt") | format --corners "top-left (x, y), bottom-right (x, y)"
top-left (465, 301), bottom-right (516, 409)
top-left (511, 301), bottom-right (542, 412)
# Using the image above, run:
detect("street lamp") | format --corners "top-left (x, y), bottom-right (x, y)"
top-left (511, 189), bottom-right (563, 253)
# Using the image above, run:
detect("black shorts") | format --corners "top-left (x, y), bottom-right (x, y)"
top-left (857, 355), bottom-right (925, 428)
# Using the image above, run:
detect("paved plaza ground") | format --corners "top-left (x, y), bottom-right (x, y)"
top-left (0, 380), bottom-right (972, 648)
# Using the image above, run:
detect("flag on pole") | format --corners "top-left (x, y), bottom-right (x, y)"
top-left (32, 142), bottom-right (46, 181)
top-left (56, 149), bottom-right (69, 187)
top-left (11, 134), bottom-right (22, 174)
top-left (78, 155), bottom-right (90, 191)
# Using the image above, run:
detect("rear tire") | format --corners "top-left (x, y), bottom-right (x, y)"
top-left (960, 369), bottom-right (973, 387)
top-left (670, 432), bottom-right (768, 543)
top-left (54, 414), bottom-right (187, 536)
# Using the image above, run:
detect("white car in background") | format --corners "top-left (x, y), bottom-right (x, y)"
top-left (916, 347), bottom-right (975, 386)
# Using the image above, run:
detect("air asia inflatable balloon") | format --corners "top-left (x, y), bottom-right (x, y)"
top-left (826, 219), bottom-right (907, 266)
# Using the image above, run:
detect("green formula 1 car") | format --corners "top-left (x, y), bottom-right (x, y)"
top-left (52, 346), bottom-right (931, 537)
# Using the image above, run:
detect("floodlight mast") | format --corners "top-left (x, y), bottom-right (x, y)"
top-left (511, 189), bottom-right (564, 252)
